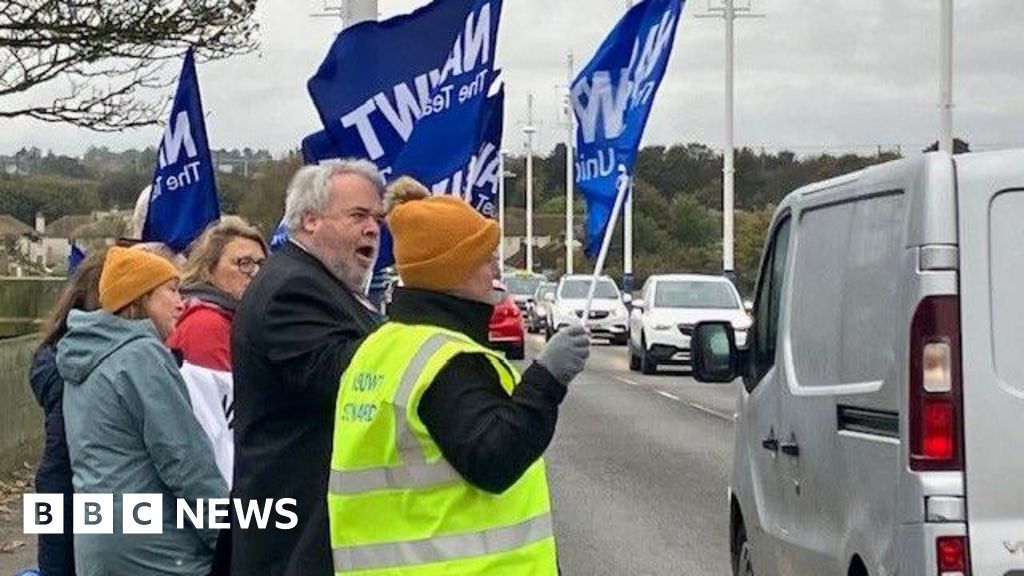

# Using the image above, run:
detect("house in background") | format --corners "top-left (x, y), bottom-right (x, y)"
top-left (501, 207), bottom-right (585, 276)
top-left (0, 214), bottom-right (39, 276)
top-left (0, 211), bottom-right (131, 275)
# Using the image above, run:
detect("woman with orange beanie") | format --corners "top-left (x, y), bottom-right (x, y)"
top-left (56, 246), bottom-right (227, 576)
top-left (326, 178), bottom-right (589, 574)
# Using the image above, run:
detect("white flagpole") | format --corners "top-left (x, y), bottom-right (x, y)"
top-left (583, 169), bottom-right (630, 321)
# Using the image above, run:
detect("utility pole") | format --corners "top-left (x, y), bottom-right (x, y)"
top-left (311, 0), bottom-right (378, 26)
top-left (524, 93), bottom-right (537, 273)
top-left (564, 51), bottom-right (575, 276)
top-left (347, 0), bottom-right (377, 24)
top-left (939, 0), bottom-right (954, 154)
top-left (696, 0), bottom-right (762, 281)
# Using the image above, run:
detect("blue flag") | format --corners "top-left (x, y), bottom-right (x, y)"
top-left (572, 0), bottom-right (684, 257)
top-left (301, 129), bottom-right (345, 165)
top-left (371, 84), bottom-right (503, 270)
top-left (303, 84), bottom-right (504, 218)
top-left (143, 48), bottom-right (220, 252)
top-left (305, 0), bottom-right (503, 271)
top-left (420, 84), bottom-right (504, 217)
top-left (68, 241), bottom-right (85, 274)
top-left (269, 219), bottom-right (290, 253)
top-left (307, 0), bottom-right (502, 177)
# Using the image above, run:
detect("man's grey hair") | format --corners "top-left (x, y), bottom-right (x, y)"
top-left (283, 159), bottom-right (385, 231)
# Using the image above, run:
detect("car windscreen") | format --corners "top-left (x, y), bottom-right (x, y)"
top-left (506, 276), bottom-right (543, 296)
top-left (560, 279), bottom-right (619, 299)
top-left (535, 282), bottom-right (556, 298)
top-left (655, 281), bottom-right (739, 309)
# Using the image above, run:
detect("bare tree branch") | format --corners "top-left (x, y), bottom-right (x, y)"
top-left (0, 0), bottom-right (258, 130)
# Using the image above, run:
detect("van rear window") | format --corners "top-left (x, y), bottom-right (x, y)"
top-left (989, 191), bottom-right (1024, 391)
top-left (789, 192), bottom-right (904, 389)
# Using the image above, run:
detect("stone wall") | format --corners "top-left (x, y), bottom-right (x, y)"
top-left (0, 335), bottom-right (41, 477)
top-left (0, 277), bottom-right (64, 338)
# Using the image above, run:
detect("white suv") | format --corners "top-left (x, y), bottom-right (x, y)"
top-left (628, 274), bottom-right (750, 374)
top-left (546, 275), bottom-right (629, 345)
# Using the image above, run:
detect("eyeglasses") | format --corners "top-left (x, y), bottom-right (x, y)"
top-left (232, 256), bottom-right (265, 275)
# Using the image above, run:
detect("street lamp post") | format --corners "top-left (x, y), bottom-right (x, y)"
top-left (696, 0), bottom-right (761, 281)
top-left (723, 0), bottom-right (735, 278)
top-left (939, 0), bottom-right (954, 154)
top-left (565, 52), bottom-right (575, 276)
top-left (623, 0), bottom-right (634, 293)
top-left (524, 93), bottom-right (537, 273)
top-left (347, 0), bottom-right (377, 24)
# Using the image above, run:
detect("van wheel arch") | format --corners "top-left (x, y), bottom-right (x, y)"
top-left (730, 496), bottom-right (751, 575)
top-left (848, 555), bottom-right (868, 576)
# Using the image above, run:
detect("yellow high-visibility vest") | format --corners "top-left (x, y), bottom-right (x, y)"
top-left (328, 322), bottom-right (558, 575)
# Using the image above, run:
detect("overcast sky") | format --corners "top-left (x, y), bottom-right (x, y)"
top-left (2, 0), bottom-right (1022, 157)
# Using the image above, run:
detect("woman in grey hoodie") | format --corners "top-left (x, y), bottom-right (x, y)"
top-left (57, 246), bottom-right (227, 576)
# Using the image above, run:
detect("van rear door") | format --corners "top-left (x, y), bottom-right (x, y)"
top-left (955, 150), bottom-right (1024, 574)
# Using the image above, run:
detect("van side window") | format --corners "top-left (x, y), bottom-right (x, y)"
top-left (748, 217), bottom-right (791, 388)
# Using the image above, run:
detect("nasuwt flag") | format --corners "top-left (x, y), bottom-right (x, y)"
top-left (143, 48), bottom-right (220, 252)
top-left (301, 129), bottom-right (343, 165)
top-left (307, 0), bottom-right (502, 179)
top-left (68, 241), bottom-right (85, 274)
top-left (381, 85), bottom-right (504, 269)
top-left (297, 87), bottom-right (503, 268)
top-left (305, 0), bottom-right (504, 268)
top-left (423, 83), bottom-right (504, 217)
top-left (571, 0), bottom-right (684, 257)
top-left (269, 219), bottom-right (290, 253)
top-left (302, 82), bottom-right (504, 219)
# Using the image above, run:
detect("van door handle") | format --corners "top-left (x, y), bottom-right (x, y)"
top-left (779, 441), bottom-right (800, 458)
top-left (761, 437), bottom-right (779, 452)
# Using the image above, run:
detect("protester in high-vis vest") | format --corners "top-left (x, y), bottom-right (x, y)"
top-left (328, 177), bottom-right (590, 575)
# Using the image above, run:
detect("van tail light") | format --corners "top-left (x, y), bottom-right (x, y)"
top-left (936, 536), bottom-right (970, 575)
top-left (909, 296), bottom-right (964, 471)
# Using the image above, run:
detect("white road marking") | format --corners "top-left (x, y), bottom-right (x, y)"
top-left (686, 402), bottom-right (735, 423)
top-left (608, 368), bottom-right (734, 423)
top-left (614, 376), bottom-right (641, 387)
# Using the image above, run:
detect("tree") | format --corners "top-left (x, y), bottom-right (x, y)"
top-left (733, 206), bottom-right (775, 295)
top-left (0, 0), bottom-right (258, 130)
top-left (667, 194), bottom-right (717, 248)
top-left (237, 153), bottom-right (303, 238)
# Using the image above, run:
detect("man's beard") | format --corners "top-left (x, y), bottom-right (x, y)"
top-left (307, 235), bottom-right (373, 294)
top-left (333, 258), bottom-right (371, 294)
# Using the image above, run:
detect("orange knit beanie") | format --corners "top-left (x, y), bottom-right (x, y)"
top-left (385, 177), bottom-right (499, 292)
top-left (99, 246), bottom-right (180, 312)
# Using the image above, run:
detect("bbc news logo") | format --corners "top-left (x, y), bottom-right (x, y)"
top-left (23, 495), bottom-right (297, 534)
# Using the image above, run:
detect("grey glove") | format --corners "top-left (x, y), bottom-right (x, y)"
top-left (536, 324), bottom-right (590, 386)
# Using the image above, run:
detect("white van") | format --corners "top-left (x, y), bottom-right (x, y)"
top-left (690, 150), bottom-right (1024, 576)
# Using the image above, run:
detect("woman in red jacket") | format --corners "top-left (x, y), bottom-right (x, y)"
top-left (168, 216), bottom-right (267, 485)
